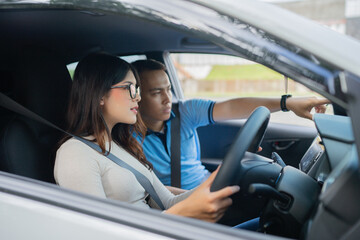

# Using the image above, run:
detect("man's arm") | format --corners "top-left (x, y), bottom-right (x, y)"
top-left (212, 97), bottom-right (329, 122)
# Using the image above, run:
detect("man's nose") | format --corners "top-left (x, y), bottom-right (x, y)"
top-left (163, 91), bottom-right (172, 103)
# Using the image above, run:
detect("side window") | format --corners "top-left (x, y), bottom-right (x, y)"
top-left (170, 53), bottom-right (333, 127)
top-left (66, 54), bottom-right (147, 79)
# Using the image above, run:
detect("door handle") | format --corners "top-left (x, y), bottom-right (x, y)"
top-left (271, 140), bottom-right (296, 151)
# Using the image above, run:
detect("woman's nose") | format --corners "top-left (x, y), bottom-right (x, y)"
top-left (133, 93), bottom-right (141, 102)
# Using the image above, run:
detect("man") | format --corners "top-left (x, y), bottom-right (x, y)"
top-left (132, 59), bottom-right (328, 191)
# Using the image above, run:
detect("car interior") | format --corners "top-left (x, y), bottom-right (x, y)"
top-left (0, 3), bottom-right (359, 240)
top-left (0, 48), bottom-right (72, 183)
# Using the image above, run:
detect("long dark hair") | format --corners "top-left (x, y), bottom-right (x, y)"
top-left (60, 52), bottom-right (151, 169)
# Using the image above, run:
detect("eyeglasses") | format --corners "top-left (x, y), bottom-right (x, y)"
top-left (111, 83), bottom-right (140, 99)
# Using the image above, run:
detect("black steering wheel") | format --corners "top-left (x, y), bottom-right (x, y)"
top-left (211, 106), bottom-right (270, 192)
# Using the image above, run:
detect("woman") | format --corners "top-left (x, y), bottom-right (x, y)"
top-left (54, 52), bottom-right (239, 222)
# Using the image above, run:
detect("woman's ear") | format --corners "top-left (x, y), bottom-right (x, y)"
top-left (100, 98), bottom-right (105, 106)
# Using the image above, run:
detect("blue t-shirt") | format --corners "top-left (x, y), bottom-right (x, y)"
top-left (139, 99), bottom-right (215, 190)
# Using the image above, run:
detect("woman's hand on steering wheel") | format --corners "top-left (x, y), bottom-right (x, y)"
top-left (165, 167), bottom-right (240, 222)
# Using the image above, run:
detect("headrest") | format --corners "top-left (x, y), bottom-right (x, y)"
top-left (13, 48), bottom-right (72, 129)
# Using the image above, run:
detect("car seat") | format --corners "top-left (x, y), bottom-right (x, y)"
top-left (0, 48), bottom-right (72, 183)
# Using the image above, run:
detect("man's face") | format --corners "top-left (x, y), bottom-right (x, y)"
top-left (139, 69), bottom-right (172, 125)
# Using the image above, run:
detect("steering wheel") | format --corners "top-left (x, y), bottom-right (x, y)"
top-left (211, 106), bottom-right (270, 192)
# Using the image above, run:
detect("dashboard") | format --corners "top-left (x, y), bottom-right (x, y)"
top-left (262, 113), bottom-right (357, 238)
top-left (301, 114), bottom-right (355, 184)
top-left (305, 114), bottom-right (360, 239)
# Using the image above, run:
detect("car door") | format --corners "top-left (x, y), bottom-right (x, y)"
top-left (0, 172), bottom-right (263, 240)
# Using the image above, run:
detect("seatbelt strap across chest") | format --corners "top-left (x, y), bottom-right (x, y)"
top-left (170, 103), bottom-right (181, 188)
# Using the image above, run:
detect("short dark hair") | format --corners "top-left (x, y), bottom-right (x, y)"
top-left (132, 59), bottom-right (167, 75)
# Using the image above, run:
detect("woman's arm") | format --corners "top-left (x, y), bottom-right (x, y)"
top-left (166, 186), bottom-right (187, 195)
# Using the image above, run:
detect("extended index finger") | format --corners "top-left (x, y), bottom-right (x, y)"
top-left (199, 166), bottom-right (220, 188)
top-left (212, 185), bottom-right (240, 199)
top-left (314, 98), bottom-right (330, 106)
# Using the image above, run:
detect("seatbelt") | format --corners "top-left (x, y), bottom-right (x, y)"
top-left (170, 103), bottom-right (181, 188)
top-left (0, 92), bottom-right (165, 210)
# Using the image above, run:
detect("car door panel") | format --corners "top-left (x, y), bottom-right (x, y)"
top-left (198, 121), bottom-right (317, 170)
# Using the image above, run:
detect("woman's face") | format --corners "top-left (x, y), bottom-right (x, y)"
top-left (101, 70), bottom-right (141, 130)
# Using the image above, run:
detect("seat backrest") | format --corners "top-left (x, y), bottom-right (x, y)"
top-left (0, 48), bottom-right (72, 183)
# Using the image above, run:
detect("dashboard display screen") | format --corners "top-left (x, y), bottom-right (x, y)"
top-left (300, 138), bottom-right (323, 173)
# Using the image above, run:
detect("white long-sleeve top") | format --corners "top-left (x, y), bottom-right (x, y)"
top-left (54, 137), bottom-right (192, 210)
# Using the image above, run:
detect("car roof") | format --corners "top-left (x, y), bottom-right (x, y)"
top-left (0, 1), bottom-right (229, 65)
top-left (1, 0), bottom-right (359, 76)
